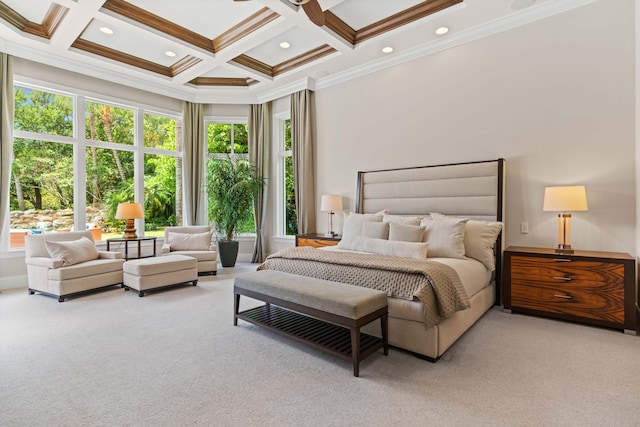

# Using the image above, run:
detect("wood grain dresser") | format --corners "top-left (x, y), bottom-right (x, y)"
top-left (503, 246), bottom-right (637, 335)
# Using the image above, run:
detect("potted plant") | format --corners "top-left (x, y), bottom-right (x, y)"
top-left (208, 156), bottom-right (265, 267)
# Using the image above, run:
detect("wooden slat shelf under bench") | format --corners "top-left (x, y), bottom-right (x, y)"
top-left (236, 304), bottom-right (384, 362)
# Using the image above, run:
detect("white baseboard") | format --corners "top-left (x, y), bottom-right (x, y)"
top-left (0, 275), bottom-right (27, 291)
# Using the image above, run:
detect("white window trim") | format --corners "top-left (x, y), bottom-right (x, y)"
top-left (4, 79), bottom-right (182, 252)
top-left (274, 111), bottom-right (293, 239)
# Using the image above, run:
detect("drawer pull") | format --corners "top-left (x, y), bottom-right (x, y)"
top-left (554, 258), bottom-right (571, 262)
top-left (554, 294), bottom-right (572, 299)
top-left (553, 276), bottom-right (572, 281)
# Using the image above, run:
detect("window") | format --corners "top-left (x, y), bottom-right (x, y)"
top-left (276, 116), bottom-right (297, 236)
top-left (8, 82), bottom-right (182, 249)
top-left (206, 121), bottom-right (255, 235)
top-left (143, 113), bottom-right (183, 230)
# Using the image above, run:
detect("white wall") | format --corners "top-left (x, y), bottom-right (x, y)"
top-left (307, 0), bottom-right (635, 257)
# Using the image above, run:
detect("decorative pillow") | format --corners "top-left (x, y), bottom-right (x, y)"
top-left (420, 217), bottom-right (468, 259)
top-left (362, 222), bottom-right (389, 240)
top-left (388, 222), bottom-right (426, 242)
top-left (350, 236), bottom-right (428, 260)
top-left (45, 237), bottom-right (100, 266)
top-left (464, 220), bottom-right (503, 271)
top-left (167, 231), bottom-right (212, 251)
top-left (337, 210), bottom-right (387, 249)
top-left (382, 214), bottom-right (422, 226)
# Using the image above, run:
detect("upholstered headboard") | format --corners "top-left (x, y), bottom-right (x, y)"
top-left (355, 159), bottom-right (506, 303)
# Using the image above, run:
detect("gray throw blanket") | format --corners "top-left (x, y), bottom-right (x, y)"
top-left (258, 247), bottom-right (470, 329)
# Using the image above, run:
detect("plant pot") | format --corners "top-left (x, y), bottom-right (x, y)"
top-left (218, 240), bottom-right (239, 267)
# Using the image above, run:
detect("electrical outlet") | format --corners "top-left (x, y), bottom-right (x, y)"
top-left (520, 222), bottom-right (529, 234)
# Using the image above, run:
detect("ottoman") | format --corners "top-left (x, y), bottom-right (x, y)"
top-left (123, 254), bottom-right (198, 297)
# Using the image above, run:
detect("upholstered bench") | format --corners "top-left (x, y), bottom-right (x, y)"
top-left (123, 254), bottom-right (198, 297)
top-left (234, 270), bottom-right (388, 377)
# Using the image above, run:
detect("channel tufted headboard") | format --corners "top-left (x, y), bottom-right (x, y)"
top-left (355, 158), bottom-right (506, 303)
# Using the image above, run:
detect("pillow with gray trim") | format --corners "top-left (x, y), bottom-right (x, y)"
top-left (388, 222), bottom-right (426, 242)
top-left (167, 231), bottom-right (212, 251)
top-left (45, 237), bottom-right (99, 266)
top-left (420, 217), bottom-right (468, 259)
top-left (337, 210), bottom-right (388, 249)
top-left (430, 213), bottom-right (503, 270)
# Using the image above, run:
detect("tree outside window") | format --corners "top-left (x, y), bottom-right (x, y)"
top-left (8, 83), bottom-right (183, 249)
top-left (206, 122), bottom-right (255, 235)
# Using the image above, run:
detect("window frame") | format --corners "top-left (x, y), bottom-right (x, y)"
top-left (274, 111), bottom-right (294, 239)
top-left (204, 116), bottom-right (255, 237)
top-left (4, 76), bottom-right (183, 252)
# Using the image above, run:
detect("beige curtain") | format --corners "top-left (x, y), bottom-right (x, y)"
top-left (182, 101), bottom-right (207, 226)
top-left (0, 54), bottom-right (13, 249)
top-left (248, 102), bottom-right (271, 263)
top-left (291, 90), bottom-right (316, 234)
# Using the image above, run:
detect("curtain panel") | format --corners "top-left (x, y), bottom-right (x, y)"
top-left (291, 89), bottom-right (316, 235)
top-left (0, 53), bottom-right (13, 250)
top-left (248, 102), bottom-right (271, 263)
top-left (182, 101), bottom-right (207, 226)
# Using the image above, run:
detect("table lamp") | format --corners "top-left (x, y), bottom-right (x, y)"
top-left (115, 202), bottom-right (144, 239)
top-left (320, 195), bottom-right (343, 238)
top-left (543, 186), bottom-right (588, 254)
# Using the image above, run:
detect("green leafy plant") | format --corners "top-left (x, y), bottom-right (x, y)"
top-left (208, 156), bottom-right (265, 241)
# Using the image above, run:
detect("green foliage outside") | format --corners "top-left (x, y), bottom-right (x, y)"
top-left (207, 123), bottom-right (257, 235)
top-left (284, 119), bottom-right (297, 235)
top-left (11, 86), bottom-right (179, 232)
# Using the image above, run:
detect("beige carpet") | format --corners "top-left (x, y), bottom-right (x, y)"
top-left (1, 263), bottom-right (639, 427)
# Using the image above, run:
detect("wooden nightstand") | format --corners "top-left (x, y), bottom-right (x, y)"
top-left (296, 234), bottom-right (341, 248)
top-left (503, 246), bottom-right (637, 335)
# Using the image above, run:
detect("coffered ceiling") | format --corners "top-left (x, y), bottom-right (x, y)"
top-left (0, 0), bottom-right (593, 103)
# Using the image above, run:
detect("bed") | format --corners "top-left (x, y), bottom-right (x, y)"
top-left (260, 159), bottom-right (505, 361)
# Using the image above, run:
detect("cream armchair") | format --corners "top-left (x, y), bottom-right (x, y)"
top-left (161, 226), bottom-right (217, 275)
top-left (24, 230), bottom-right (125, 302)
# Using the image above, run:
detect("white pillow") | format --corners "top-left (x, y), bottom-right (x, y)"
top-left (45, 237), bottom-right (99, 266)
top-left (420, 217), bottom-right (468, 259)
top-left (383, 214), bottom-right (422, 226)
top-left (350, 236), bottom-right (428, 260)
top-left (337, 210), bottom-right (387, 249)
top-left (464, 220), bottom-right (503, 271)
top-left (362, 222), bottom-right (389, 240)
top-left (167, 231), bottom-right (212, 251)
top-left (388, 222), bottom-right (426, 242)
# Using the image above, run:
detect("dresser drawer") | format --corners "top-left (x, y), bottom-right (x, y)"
top-left (511, 280), bottom-right (625, 324)
top-left (510, 255), bottom-right (625, 284)
top-left (503, 247), bottom-right (636, 333)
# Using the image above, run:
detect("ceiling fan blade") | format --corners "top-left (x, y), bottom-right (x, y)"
top-left (301, 0), bottom-right (325, 26)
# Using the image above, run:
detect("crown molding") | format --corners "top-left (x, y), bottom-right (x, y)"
top-left (315, 0), bottom-right (597, 92)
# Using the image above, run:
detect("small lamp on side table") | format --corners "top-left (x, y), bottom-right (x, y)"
top-left (115, 202), bottom-right (144, 239)
top-left (543, 185), bottom-right (588, 254)
top-left (320, 195), bottom-right (343, 238)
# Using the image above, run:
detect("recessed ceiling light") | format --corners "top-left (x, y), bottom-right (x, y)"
top-left (435, 26), bottom-right (449, 35)
top-left (164, 51), bottom-right (177, 57)
top-left (382, 46), bottom-right (393, 54)
top-left (99, 27), bottom-right (113, 35)
top-left (280, 42), bottom-right (291, 49)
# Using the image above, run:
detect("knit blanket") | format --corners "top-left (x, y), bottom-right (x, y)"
top-left (257, 247), bottom-right (470, 329)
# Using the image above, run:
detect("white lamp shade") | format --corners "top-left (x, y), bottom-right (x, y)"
top-left (320, 195), bottom-right (343, 212)
top-left (543, 186), bottom-right (588, 212)
top-left (115, 202), bottom-right (144, 219)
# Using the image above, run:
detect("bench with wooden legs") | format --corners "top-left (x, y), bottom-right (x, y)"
top-left (233, 270), bottom-right (388, 377)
